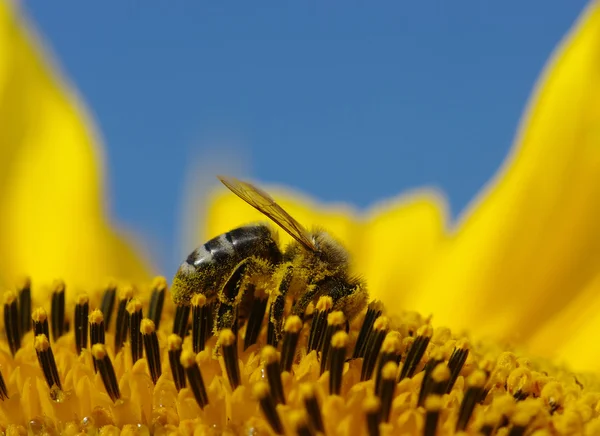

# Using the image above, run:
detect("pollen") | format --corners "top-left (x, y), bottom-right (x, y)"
top-left (0, 277), bottom-right (597, 435)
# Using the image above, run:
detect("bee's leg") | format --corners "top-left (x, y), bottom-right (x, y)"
top-left (241, 257), bottom-right (274, 349)
top-left (214, 259), bottom-right (250, 335)
top-left (290, 282), bottom-right (323, 318)
top-left (328, 278), bottom-right (369, 323)
top-left (213, 257), bottom-right (273, 348)
top-left (266, 265), bottom-right (294, 347)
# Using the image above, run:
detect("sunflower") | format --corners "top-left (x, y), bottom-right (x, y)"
top-left (0, 0), bottom-right (599, 435)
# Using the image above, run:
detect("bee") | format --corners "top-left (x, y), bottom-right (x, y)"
top-left (171, 176), bottom-right (368, 343)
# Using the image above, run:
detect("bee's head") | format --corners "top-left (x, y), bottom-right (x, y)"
top-left (171, 262), bottom-right (200, 305)
top-left (309, 228), bottom-right (350, 270)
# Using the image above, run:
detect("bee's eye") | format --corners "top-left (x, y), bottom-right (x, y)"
top-left (186, 252), bottom-right (197, 265)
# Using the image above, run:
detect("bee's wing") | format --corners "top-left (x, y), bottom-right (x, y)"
top-left (218, 175), bottom-right (318, 252)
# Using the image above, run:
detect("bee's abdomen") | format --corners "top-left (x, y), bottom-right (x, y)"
top-left (186, 224), bottom-right (282, 267)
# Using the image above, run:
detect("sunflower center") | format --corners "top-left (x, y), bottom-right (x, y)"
top-left (0, 277), bottom-right (597, 435)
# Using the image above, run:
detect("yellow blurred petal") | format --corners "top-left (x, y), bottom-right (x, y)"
top-left (528, 273), bottom-right (600, 373)
top-left (406, 1), bottom-right (600, 345)
top-left (0, 2), bottom-right (151, 299)
top-left (205, 181), bottom-right (447, 310)
top-left (358, 191), bottom-right (447, 312)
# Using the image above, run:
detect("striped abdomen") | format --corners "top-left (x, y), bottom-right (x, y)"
top-left (186, 224), bottom-right (281, 268)
top-left (171, 224), bottom-right (282, 304)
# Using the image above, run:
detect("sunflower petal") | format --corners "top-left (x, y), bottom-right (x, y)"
top-left (528, 273), bottom-right (600, 372)
top-left (356, 191), bottom-right (447, 311)
top-left (0, 2), bottom-right (151, 299)
top-left (406, 1), bottom-right (600, 344)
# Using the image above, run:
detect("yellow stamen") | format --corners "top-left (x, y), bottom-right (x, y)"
top-left (0, 276), bottom-right (596, 435)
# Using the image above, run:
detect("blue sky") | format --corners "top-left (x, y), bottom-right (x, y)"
top-left (24, 1), bottom-right (589, 275)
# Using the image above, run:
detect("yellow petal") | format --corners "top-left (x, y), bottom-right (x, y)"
top-left (0, 1), bottom-right (151, 299)
top-left (204, 181), bottom-right (447, 310)
top-left (406, 1), bottom-right (600, 345)
top-left (528, 273), bottom-right (600, 372)
top-left (358, 191), bottom-right (447, 312)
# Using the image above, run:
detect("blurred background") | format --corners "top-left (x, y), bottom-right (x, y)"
top-left (24, 1), bottom-right (588, 275)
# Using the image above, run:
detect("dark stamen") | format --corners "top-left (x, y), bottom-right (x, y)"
top-left (478, 410), bottom-right (501, 436)
top-left (17, 277), bottom-right (32, 337)
top-left (446, 339), bottom-right (470, 393)
top-left (262, 346), bottom-right (285, 405)
top-left (301, 384), bottom-right (325, 433)
top-left (360, 316), bottom-right (390, 382)
top-left (74, 293), bottom-right (89, 354)
top-left (89, 309), bottom-right (105, 373)
top-left (4, 291), bottom-right (20, 356)
top-left (99, 282), bottom-right (117, 331)
top-left (92, 344), bottom-right (120, 402)
top-left (507, 368), bottom-right (532, 402)
top-left (34, 334), bottom-right (62, 390)
top-left (89, 309), bottom-right (106, 346)
top-left (541, 381), bottom-right (563, 414)
top-left (423, 395), bottom-right (442, 436)
top-left (363, 396), bottom-right (381, 436)
top-left (0, 366), bottom-right (8, 400)
top-left (180, 350), bottom-right (208, 408)
top-left (456, 370), bottom-right (486, 431)
top-left (114, 287), bottom-right (133, 353)
top-left (192, 294), bottom-right (210, 353)
top-left (374, 332), bottom-right (402, 396)
top-left (50, 280), bottom-right (66, 342)
top-left (508, 426), bottom-right (527, 436)
top-left (307, 296), bottom-right (333, 353)
top-left (320, 311), bottom-right (346, 375)
top-left (429, 363), bottom-right (451, 397)
top-left (243, 287), bottom-right (268, 350)
top-left (417, 349), bottom-right (445, 407)
top-left (32, 307), bottom-right (50, 338)
top-left (377, 361), bottom-right (397, 423)
top-left (479, 424), bottom-right (496, 436)
top-left (353, 300), bottom-right (384, 359)
top-left (141, 318), bottom-right (161, 384)
top-left (292, 411), bottom-right (313, 436)
top-left (329, 331), bottom-right (348, 396)
top-left (398, 324), bottom-right (433, 381)
top-left (254, 382), bottom-right (283, 434)
top-left (280, 315), bottom-right (303, 373)
top-left (127, 298), bottom-right (143, 364)
top-left (168, 334), bottom-right (186, 391)
top-left (219, 329), bottom-right (241, 390)
top-left (508, 410), bottom-right (535, 436)
top-left (481, 368), bottom-right (509, 405)
top-left (173, 304), bottom-right (191, 339)
top-left (148, 276), bottom-right (167, 329)
top-left (477, 358), bottom-right (496, 404)
top-left (478, 406), bottom-right (502, 436)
